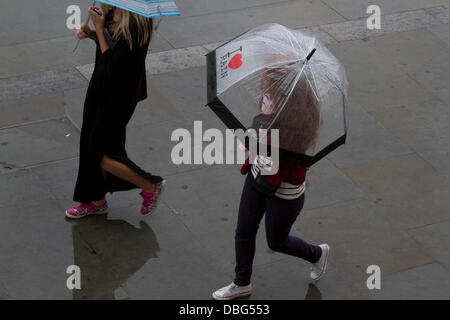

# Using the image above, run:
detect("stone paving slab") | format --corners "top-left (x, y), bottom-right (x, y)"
top-left (0, 93), bottom-right (66, 129)
top-left (0, 117), bottom-right (79, 168)
top-left (0, 198), bottom-right (74, 299)
top-left (28, 158), bottom-right (78, 207)
top-left (425, 5), bottom-right (450, 24)
top-left (158, 0), bottom-right (345, 48)
top-left (408, 220), bottom-right (450, 270)
top-left (369, 99), bottom-right (450, 154)
top-left (146, 46), bottom-right (209, 75)
top-left (0, 0), bottom-right (80, 46)
top-left (148, 32), bottom-right (176, 53)
top-left (0, 169), bottom-right (50, 208)
top-left (151, 66), bottom-right (207, 114)
top-left (63, 87), bottom-right (87, 130)
top-left (0, 281), bottom-right (10, 300)
top-left (364, 28), bottom-right (450, 70)
top-left (363, 29), bottom-right (450, 96)
top-left (428, 23), bottom-right (450, 46)
top-left (296, 26), bottom-right (337, 44)
top-left (77, 46), bottom-right (209, 79)
top-left (251, 259), bottom-right (366, 300)
top-left (326, 39), bottom-right (410, 110)
top-left (370, 99), bottom-right (450, 178)
top-left (321, 9), bottom-right (441, 41)
top-left (418, 150), bottom-right (450, 180)
top-left (350, 74), bottom-right (435, 113)
top-left (0, 36), bottom-right (95, 79)
top-left (304, 159), bottom-right (364, 210)
top-left (0, 67), bottom-right (87, 100)
top-left (326, 104), bottom-right (412, 169)
top-left (129, 82), bottom-right (185, 128)
top-left (342, 154), bottom-right (450, 229)
top-left (294, 197), bottom-right (434, 284)
top-left (321, 0), bottom-right (450, 20)
top-left (358, 263), bottom-right (450, 299)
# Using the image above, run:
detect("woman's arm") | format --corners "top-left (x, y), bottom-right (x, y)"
top-left (75, 23), bottom-right (97, 41)
top-left (88, 6), bottom-right (110, 54)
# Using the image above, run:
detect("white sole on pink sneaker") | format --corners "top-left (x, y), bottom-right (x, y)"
top-left (65, 209), bottom-right (108, 220)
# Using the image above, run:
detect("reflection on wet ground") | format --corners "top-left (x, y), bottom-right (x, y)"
top-left (225, 282), bottom-right (322, 301)
top-left (68, 215), bottom-right (160, 300)
top-left (304, 283), bottom-right (322, 300)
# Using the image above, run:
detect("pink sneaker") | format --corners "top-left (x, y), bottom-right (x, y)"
top-left (65, 202), bottom-right (108, 219)
top-left (140, 180), bottom-right (166, 216)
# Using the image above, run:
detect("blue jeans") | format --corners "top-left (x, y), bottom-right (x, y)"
top-left (234, 174), bottom-right (322, 286)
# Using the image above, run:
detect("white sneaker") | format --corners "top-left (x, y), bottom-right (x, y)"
top-left (212, 282), bottom-right (252, 300)
top-left (310, 244), bottom-right (330, 281)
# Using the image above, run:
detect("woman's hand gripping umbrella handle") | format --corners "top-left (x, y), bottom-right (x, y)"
top-left (73, 1), bottom-right (97, 53)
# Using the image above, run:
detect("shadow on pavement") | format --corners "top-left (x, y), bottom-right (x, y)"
top-left (304, 283), bottom-right (322, 300)
top-left (68, 215), bottom-right (160, 300)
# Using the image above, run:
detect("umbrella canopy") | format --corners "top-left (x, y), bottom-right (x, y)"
top-left (206, 23), bottom-right (349, 167)
top-left (95, 0), bottom-right (180, 18)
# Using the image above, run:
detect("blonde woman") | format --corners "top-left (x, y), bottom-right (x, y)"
top-left (66, 5), bottom-right (165, 219)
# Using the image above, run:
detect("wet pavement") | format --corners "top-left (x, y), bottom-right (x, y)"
top-left (1, 0), bottom-right (450, 300)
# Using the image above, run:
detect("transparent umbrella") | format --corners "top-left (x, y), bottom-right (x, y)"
top-left (206, 23), bottom-right (349, 166)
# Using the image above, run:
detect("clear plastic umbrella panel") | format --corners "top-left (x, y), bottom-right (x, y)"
top-left (206, 24), bottom-right (349, 167)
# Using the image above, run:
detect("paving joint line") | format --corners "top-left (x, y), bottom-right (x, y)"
top-left (0, 156), bottom-right (79, 174)
top-left (0, 116), bottom-right (67, 131)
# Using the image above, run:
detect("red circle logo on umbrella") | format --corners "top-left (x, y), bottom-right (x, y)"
top-left (229, 53), bottom-right (243, 69)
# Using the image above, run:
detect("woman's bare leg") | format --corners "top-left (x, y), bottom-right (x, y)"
top-left (100, 155), bottom-right (155, 193)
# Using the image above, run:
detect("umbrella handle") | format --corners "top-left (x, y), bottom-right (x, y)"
top-left (306, 48), bottom-right (316, 61)
top-left (73, 1), bottom-right (96, 53)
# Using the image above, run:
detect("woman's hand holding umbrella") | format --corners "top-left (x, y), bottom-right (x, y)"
top-left (88, 6), bottom-right (110, 54)
top-left (88, 6), bottom-right (105, 31)
top-left (75, 23), bottom-right (96, 40)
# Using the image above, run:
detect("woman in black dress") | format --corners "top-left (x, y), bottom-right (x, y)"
top-left (66, 4), bottom-right (165, 219)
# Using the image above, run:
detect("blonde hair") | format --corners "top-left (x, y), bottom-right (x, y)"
top-left (101, 4), bottom-right (153, 49)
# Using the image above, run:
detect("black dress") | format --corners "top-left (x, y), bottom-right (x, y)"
top-left (73, 12), bottom-right (163, 204)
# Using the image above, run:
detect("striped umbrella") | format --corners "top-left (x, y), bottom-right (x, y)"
top-left (95, 0), bottom-right (180, 18)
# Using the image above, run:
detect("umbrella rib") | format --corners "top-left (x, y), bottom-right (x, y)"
top-left (265, 62), bottom-right (307, 133)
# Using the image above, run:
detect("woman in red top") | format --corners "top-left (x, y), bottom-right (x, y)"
top-left (213, 62), bottom-right (330, 300)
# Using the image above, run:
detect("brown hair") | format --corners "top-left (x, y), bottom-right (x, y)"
top-left (260, 59), bottom-right (320, 154)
